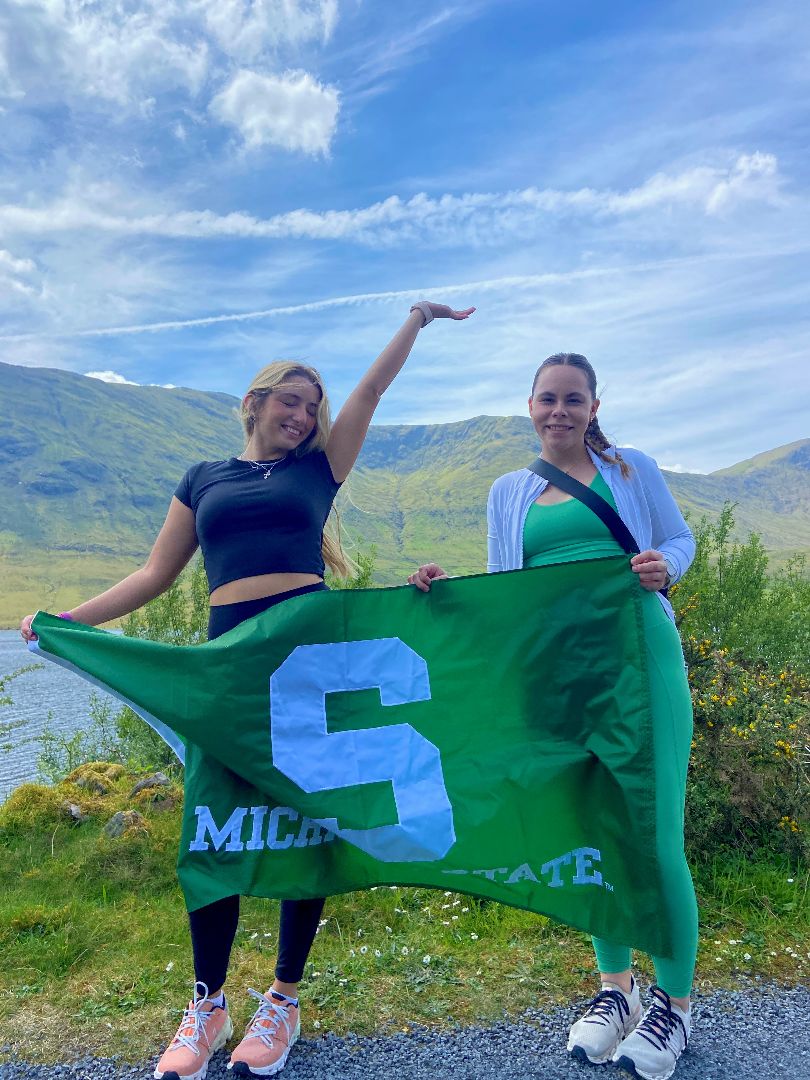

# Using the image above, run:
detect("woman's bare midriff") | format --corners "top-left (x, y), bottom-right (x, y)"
top-left (209, 572), bottom-right (323, 606)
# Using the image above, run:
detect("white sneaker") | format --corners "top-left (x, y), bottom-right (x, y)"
top-left (612, 985), bottom-right (690, 1080)
top-left (567, 978), bottom-right (642, 1064)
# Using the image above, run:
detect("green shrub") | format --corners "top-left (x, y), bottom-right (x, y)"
top-left (672, 504), bottom-right (810, 862)
top-left (683, 642), bottom-right (808, 861)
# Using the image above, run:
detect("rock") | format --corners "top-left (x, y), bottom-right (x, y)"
top-left (66, 762), bottom-right (126, 796)
top-left (103, 810), bottom-right (145, 838)
top-left (129, 772), bottom-right (170, 796)
top-left (146, 793), bottom-right (177, 813)
top-left (74, 775), bottom-right (109, 795)
top-left (61, 802), bottom-right (88, 824)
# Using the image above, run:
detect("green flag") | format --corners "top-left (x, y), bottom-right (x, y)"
top-left (31, 556), bottom-right (670, 957)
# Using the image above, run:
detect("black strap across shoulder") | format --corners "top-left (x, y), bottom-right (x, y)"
top-left (527, 456), bottom-right (640, 556)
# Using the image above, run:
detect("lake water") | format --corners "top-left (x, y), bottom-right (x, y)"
top-left (0, 628), bottom-right (118, 802)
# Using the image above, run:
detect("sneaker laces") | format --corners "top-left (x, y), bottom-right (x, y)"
top-left (582, 986), bottom-right (631, 1028)
top-left (169, 982), bottom-right (220, 1054)
top-left (635, 986), bottom-right (688, 1052)
top-left (241, 988), bottom-right (295, 1050)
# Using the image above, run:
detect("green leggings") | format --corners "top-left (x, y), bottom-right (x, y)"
top-left (591, 593), bottom-right (698, 998)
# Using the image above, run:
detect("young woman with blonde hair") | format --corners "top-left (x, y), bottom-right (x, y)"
top-left (21, 300), bottom-right (474, 1080)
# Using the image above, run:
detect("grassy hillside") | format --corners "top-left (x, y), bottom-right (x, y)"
top-left (0, 362), bottom-right (807, 625)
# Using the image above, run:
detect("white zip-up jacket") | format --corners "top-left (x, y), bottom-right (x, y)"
top-left (486, 446), bottom-right (695, 620)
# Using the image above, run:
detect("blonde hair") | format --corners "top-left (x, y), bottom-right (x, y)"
top-left (240, 361), bottom-right (355, 579)
top-left (241, 360), bottom-right (331, 451)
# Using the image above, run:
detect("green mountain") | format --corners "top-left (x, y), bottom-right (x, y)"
top-left (1, 361), bottom-right (807, 625)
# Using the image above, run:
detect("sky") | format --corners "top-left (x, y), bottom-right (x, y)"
top-left (0, 0), bottom-right (807, 473)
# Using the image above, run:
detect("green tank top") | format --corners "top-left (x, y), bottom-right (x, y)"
top-left (523, 471), bottom-right (626, 568)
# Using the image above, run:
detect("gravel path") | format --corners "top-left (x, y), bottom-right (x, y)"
top-left (1, 984), bottom-right (807, 1080)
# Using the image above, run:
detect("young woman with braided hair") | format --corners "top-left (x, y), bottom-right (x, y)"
top-left (409, 353), bottom-right (697, 1080)
top-left (21, 299), bottom-right (474, 1080)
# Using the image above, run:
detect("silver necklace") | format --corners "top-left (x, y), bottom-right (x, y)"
top-left (240, 455), bottom-right (288, 479)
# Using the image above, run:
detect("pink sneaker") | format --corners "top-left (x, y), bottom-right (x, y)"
top-left (228, 989), bottom-right (301, 1077)
top-left (154, 983), bottom-right (233, 1080)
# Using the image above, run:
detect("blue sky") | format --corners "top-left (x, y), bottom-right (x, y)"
top-left (0, 0), bottom-right (806, 472)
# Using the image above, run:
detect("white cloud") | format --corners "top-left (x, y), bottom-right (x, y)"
top-left (0, 248), bottom-right (35, 274)
top-left (704, 151), bottom-right (781, 214)
top-left (83, 371), bottom-right (177, 388)
top-left (199, 0), bottom-right (340, 61)
top-left (0, 2), bottom-right (209, 110)
top-left (0, 153), bottom-right (784, 243)
top-left (0, 250), bottom-right (788, 342)
top-left (209, 68), bottom-right (339, 152)
top-left (0, 1), bottom-right (338, 114)
top-left (0, 246), bottom-right (38, 298)
top-left (84, 370), bottom-right (139, 385)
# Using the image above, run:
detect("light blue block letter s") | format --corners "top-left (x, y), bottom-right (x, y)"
top-left (269, 638), bottom-right (455, 863)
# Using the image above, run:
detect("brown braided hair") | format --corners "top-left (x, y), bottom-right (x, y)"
top-left (531, 353), bottom-right (630, 478)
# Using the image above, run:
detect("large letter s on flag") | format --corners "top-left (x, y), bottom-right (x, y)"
top-left (269, 639), bottom-right (455, 863)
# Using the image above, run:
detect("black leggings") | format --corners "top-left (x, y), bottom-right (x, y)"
top-left (189, 894), bottom-right (326, 990)
top-left (188, 584), bottom-right (328, 992)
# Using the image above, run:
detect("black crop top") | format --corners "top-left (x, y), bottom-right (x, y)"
top-left (174, 452), bottom-right (341, 593)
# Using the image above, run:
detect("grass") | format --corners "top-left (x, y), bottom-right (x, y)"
top-left (0, 552), bottom-right (140, 629)
top-left (0, 772), bottom-right (807, 1064)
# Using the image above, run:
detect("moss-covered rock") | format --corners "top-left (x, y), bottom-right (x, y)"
top-left (104, 810), bottom-right (146, 838)
top-left (65, 762), bottom-right (127, 794)
top-left (0, 783), bottom-right (74, 831)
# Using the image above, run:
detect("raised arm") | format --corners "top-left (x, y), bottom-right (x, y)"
top-left (325, 301), bottom-right (474, 483)
top-left (20, 497), bottom-right (199, 641)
